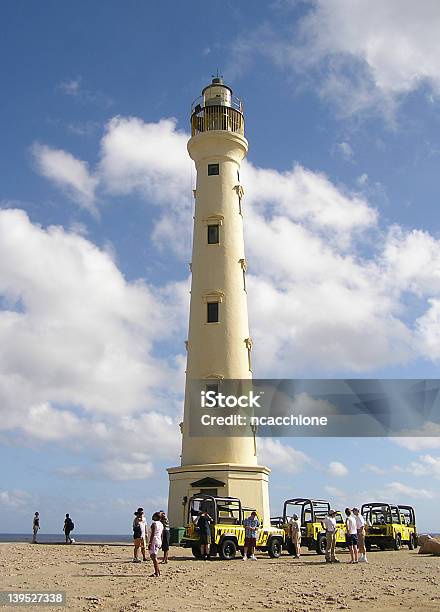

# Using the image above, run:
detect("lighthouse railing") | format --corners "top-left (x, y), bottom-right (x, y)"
top-left (190, 100), bottom-right (244, 136)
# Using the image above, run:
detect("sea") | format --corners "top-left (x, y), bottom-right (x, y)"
top-left (1, 532), bottom-right (438, 544)
top-left (0, 534), bottom-right (132, 544)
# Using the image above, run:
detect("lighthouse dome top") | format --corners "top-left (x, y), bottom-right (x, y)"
top-left (191, 77), bottom-right (244, 137)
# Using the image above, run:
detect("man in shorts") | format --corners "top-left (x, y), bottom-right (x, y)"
top-left (197, 511), bottom-right (213, 560)
top-left (345, 508), bottom-right (359, 564)
top-left (243, 511), bottom-right (260, 561)
top-left (353, 507), bottom-right (368, 563)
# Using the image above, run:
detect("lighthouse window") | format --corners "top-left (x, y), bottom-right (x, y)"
top-left (207, 224), bottom-right (220, 244)
top-left (208, 163), bottom-right (219, 176)
top-left (207, 301), bottom-right (219, 323)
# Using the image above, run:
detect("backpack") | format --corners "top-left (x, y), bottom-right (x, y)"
top-left (66, 519), bottom-right (74, 531)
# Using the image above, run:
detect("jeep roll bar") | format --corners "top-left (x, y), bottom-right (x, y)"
top-left (283, 498), bottom-right (330, 523)
top-left (187, 494), bottom-right (243, 524)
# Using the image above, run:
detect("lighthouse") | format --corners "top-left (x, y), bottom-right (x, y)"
top-left (167, 77), bottom-right (271, 528)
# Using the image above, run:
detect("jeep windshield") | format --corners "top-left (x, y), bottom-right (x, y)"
top-left (362, 503), bottom-right (393, 525)
top-left (283, 499), bottom-right (330, 524)
top-left (188, 496), bottom-right (242, 525)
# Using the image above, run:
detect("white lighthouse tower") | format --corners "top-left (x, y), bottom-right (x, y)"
top-left (167, 77), bottom-right (270, 528)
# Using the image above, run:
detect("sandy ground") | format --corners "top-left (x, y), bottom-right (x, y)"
top-left (0, 543), bottom-right (439, 612)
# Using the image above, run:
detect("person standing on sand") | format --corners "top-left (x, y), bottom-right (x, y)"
top-left (63, 514), bottom-right (74, 544)
top-left (159, 510), bottom-right (170, 564)
top-left (289, 513), bottom-right (302, 558)
top-left (345, 508), bottom-right (359, 564)
top-left (243, 511), bottom-right (260, 561)
top-left (148, 512), bottom-right (164, 577)
top-left (32, 512), bottom-right (40, 544)
top-left (353, 508), bottom-right (368, 563)
top-left (197, 510), bottom-right (213, 560)
top-left (324, 509), bottom-right (339, 563)
top-left (132, 511), bottom-right (147, 563)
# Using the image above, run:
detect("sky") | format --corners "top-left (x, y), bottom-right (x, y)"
top-left (1, 0), bottom-right (440, 534)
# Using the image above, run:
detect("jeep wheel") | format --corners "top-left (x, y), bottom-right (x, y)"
top-left (219, 538), bottom-right (236, 560)
top-left (316, 533), bottom-right (327, 555)
top-left (191, 544), bottom-right (202, 559)
top-left (267, 538), bottom-right (282, 558)
top-left (393, 534), bottom-right (402, 551)
top-left (366, 542), bottom-right (372, 552)
top-left (408, 533), bottom-right (415, 550)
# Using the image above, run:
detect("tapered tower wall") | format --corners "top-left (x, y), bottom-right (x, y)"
top-left (167, 80), bottom-right (270, 528)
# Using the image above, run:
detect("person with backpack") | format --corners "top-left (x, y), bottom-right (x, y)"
top-left (63, 513), bottom-right (74, 544)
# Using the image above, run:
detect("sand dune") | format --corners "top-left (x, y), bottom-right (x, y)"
top-left (1, 543), bottom-right (439, 611)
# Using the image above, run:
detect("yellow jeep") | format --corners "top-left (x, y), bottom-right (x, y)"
top-left (280, 498), bottom-right (347, 555)
top-left (181, 494), bottom-right (285, 560)
top-left (362, 503), bottom-right (418, 551)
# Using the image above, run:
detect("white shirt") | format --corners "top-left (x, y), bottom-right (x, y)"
top-left (354, 514), bottom-right (365, 530)
top-left (346, 515), bottom-right (357, 535)
top-left (324, 516), bottom-right (336, 532)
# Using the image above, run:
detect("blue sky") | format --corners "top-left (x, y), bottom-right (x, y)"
top-left (1, 0), bottom-right (440, 534)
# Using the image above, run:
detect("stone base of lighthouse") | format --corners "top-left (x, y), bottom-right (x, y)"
top-left (167, 463), bottom-right (271, 529)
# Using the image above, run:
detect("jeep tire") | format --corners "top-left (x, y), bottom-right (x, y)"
top-left (393, 534), bottom-right (402, 551)
top-left (219, 538), bottom-right (236, 560)
top-left (408, 533), bottom-right (415, 550)
top-left (267, 538), bottom-right (282, 558)
top-left (316, 533), bottom-right (327, 555)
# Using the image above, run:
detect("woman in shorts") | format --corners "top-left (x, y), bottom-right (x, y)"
top-left (345, 507), bottom-right (359, 564)
top-left (132, 510), bottom-right (147, 563)
top-left (148, 512), bottom-right (164, 577)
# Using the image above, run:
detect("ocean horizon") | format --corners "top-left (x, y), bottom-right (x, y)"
top-left (1, 532), bottom-right (438, 544)
top-left (0, 533), bottom-right (133, 544)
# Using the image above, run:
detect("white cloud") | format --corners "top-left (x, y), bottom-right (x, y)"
top-left (234, 0), bottom-right (440, 117)
top-left (0, 208), bottom-right (186, 478)
top-left (384, 481), bottom-right (436, 500)
top-left (258, 439), bottom-right (310, 474)
top-left (419, 455), bottom-right (440, 479)
top-left (415, 299), bottom-right (440, 360)
top-left (334, 141), bottom-right (354, 161)
top-left (32, 144), bottom-right (98, 213)
top-left (324, 485), bottom-right (345, 498)
top-left (242, 161), bottom-right (376, 236)
top-left (391, 422), bottom-right (440, 451)
top-left (363, 463), bottom-right (386, 475)
top-left (98, 117), bottom-right (191, 203)
top-left (394, 455), bottom-right (440, 480)
top-left (328, 461), bottom-right (348, 477)
top-left (0, 489), bottom-right (31, 508)
top-left (59, 78), bottom-right (82, 96)
top-left (31, 116), bottom-right (440, 373)
top-left (98, 459), bottom-right (154, 481)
